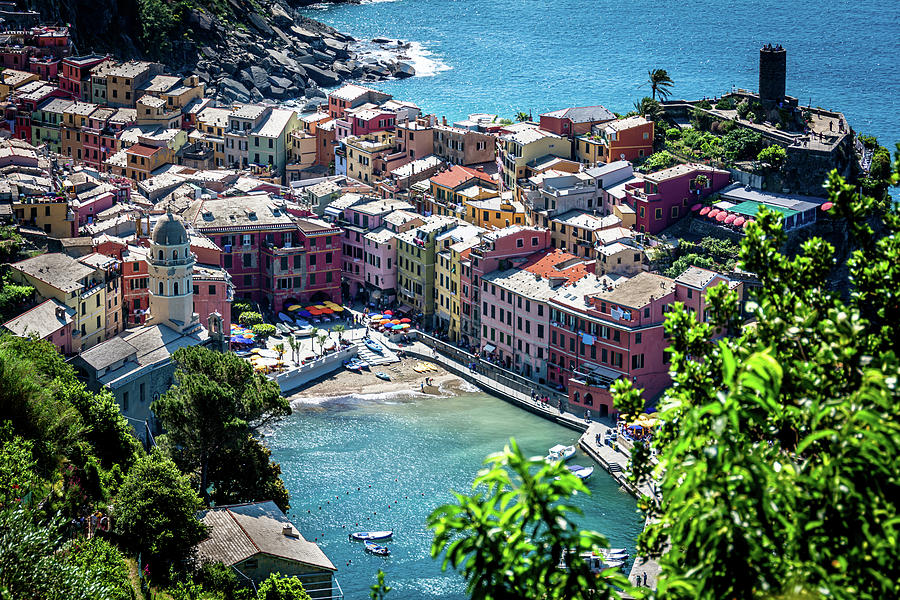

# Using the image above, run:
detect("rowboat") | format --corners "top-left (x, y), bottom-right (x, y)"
top-left (363, 338), bottom-right (384, 353)
top-left (349, 531), bottom-right (392, 542)
top-left (364, 541), bottom-right (391, 557)
top-left (566, 464), bottom-right (594, 481)
top-left (375, 372), bottom-right (391, 381)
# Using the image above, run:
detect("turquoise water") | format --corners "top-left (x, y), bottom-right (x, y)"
top-left (266, 391), bottom-right (642, 599)
top-left (305, 0), bottom-right (900, 148)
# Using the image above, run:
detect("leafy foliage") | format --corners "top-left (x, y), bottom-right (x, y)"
top-left (633, 97), bottom-right (663, 122)
top-left (0, 507), bottom-right (120, 600)
top-left (369, 570), bottom-right (392, 600)
top-left (114, 449), bottom-right (207, 569)
top-left (255, 573), bottom-right (311, 600)
top-left (238, 311), bottom-right (263, 327)
top-left (720, 128), bottom-right (763, 162)
top-left (153, 346), bottom-right (291, 509)
top-left (0, 422), bottom-right (37, 508)
top-left (664, 253), bottom-right (716, 278)
top-left (251, 323), bottom-right (276, 340)
top-left (0, 275), bottom-right (34, 323)
top-left (641, 150), bottom-right (675, 172)
top-left (427, 440), bottom-right (632, 600)
top-left (614, 146), bottom-right (900, 599)
top-left (64, 537), bottom-right (133, 600)
top-left (757, 144), bottom-right (787, 167)
top-left (647, 68), bottom-right (674, 101)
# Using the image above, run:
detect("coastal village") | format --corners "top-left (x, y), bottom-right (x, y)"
top-left (0, 3), bottom-right (889, 599)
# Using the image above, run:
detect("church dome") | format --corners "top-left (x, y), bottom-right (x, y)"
top-left (152, 211), bottom-right (189, 246)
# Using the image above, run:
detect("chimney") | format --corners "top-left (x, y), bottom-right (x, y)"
top-left (442, 115), bottom-right (447, 126)
top-left (282, 524), bottom-right (299, 538)
top-left (56, 306), bottom-right (65, 320)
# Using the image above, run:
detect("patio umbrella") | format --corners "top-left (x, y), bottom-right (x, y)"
top-left (369, 314), bottom-right (383, 320)
top-left (733, 216), bottom-right (746, 227)
top-left (391, 324), bottom-right (403, 330)
top-left (400, 318), bottom-right (411, 323)
top-left (708, 208), bottom-right (721, 219)
top-left (330, 306), bottom-right (344, 312)
top-left (743, 219), bottom-right (754, 229)
top-left (298, 310), bottom-right (312, 317)
top-left (315, 305), bottom-right (328, 310)
top-left (724, 214), bottom-right (737, 224)
top-left (320, 308), bottom-right (334, 314)
top-left (715, 211), bottom-right (727, 222)
top-left (390, 319), bottom-right (401, 324)
top-left (383, 310), bottom-right (393, 315)
top-left (242, 332), bottom-right (255, 339)
top-left (699, 206), bottom-right (711, 216)
top-left (230, 336), bottom-right (251, 344)
top-left (287, 305), bottom-right (302, 311)
top-left (305, 306), bottom-right (317, 311)
top-left (399, 323), bottom-right (410, 329)
top-left (820, 202), bottom-right (833, 211)
top-left (691, 203), bottom-right (703, 211)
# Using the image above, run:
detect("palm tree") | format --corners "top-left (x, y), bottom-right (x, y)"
top-left (310, 328), bottom-right (320, 352)
top-left (514, 111), bottom-right (530, 123)
top-left (287, 335), bottom-right (299, 365)
top-left (647, 69), bottom-right (674, 101)
top-left (332, 324), bottom-right (345, 345)
top-left (316, 333), bottom-right (328, 356)
top-left (633, 96), bottom-right (662, 121)
top-left (273, 342), bottom-right (286, 363)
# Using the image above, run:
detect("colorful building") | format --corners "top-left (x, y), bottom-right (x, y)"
top-left (59, 54), bottom-right (110, 101)
top-left (549, 210), bottom-right (620, 258)
top-left (499, 126), bottom-right (571, 190)
top-left (2, 299), bottom-right (75, 355)
top-left (327, 84), bottom-right (392, 121)
top-left (30, 97), bottom-right (73, 154)
top-left (576, 115), bottom-right (654, 164)
top-left (539, 105), bottom-right (615, 139)
top-left (626, 164), bottom-right (731, 234)
top-left (248, 107), bottom-right (301, 181)
top-left (465, 191), bottom-right (526, 229)
top-left (13, 195), bottom-right (75, 238)
top-left (362, 210), bottom-right (424, 305)
top-left (426, 164), bottom-right (497, 217)
top-left (433, 124), bottom-right (495, 166)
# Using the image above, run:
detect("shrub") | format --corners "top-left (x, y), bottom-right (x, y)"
top-left (757, 144), bottom-right (787, 167)
top-left (666, 127), bottom-right (682, 141)
top-left (232, 301), bottom-right (253, 319)
top-left (715, 97), bottom-right (734, 110)
top-left (858, 134), bottom-right (879, 150)
top-left (65, 538), bottom-right (132, 600)
top-left (736, 99), bottom-right (751, 119)
top-left (642, 150), bottom-right (675, 172)
top-left (251, 323), bottom-right (276, 340)
top-left (721, 128), bottom-right (763, 162)
top-left (238, 311), bottom-right (262, 327)
top-left (255, 573), bottom-right (311, 600)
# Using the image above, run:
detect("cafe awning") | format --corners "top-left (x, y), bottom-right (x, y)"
top-left (483, 344), bottom-right (496, 353)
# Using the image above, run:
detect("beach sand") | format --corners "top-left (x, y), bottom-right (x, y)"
top-left (286, 357), bottom-right (472, 400)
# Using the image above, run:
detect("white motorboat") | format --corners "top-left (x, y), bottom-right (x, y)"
top-left (349, 530), bottom-right (393, 542)
top-left (545, 444), bottom-right (576, 462)
top-left (566, 464), bottom-right (594, 481)
top-left (580, 551), bottom-right (626, 573)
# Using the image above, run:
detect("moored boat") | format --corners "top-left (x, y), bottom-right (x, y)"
top-left (363, 338), bottom-right (384, 353)
top-left (376, 372), bottom-right (391, 381)
top-left (566, 464), bottom-right (594, 481)
top-left (545, 444), bottom-right (576, 462)
top-left (349, 531), bottom-right (393, 542)
top-left (364, 541), bottom-right (391, 557)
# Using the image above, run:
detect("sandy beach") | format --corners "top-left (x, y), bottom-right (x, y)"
top-left (286, 356), bottom-right (473, 401)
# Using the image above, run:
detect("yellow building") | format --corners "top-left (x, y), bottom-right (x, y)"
top-left (8, 253), bottom-right (108, 350)
top-left (13, 196), bottom-right (75, 238)
top-left (195, 106), bottom-right (231, 168)
top-left (447, 238), bottom-right (478, 341)
top-left (499, 126), bottom-right (571, 191)
top-left (464, 191), bottom-right (526, 229)
top-left (344, 132), bottom-right (398, 185)
top-left (435, 247), bottom-right (453, 332)
top-left (426, 165), bottom-right (498, 217)
top-left (0, 68), bottom-right (38, 100)
top-left (106, 61), bottom-right (158, 107)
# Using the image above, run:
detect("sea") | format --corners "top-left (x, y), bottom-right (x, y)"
top-left (266, 389), bottom-right (642, 599)
top-left (302, 0), bottom-right (900, 149)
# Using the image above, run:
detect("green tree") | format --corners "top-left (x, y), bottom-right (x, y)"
top-left (331, 324), bottom-right (345, 343)
top-left (0, 276), bottom-right (34, 323)
top-left (58, 381), bottom-right (140, 471)
top-left (757, 144), bottom-right (787, 168)
top-left (647, 68), bottom-right (674, 101)
top-left (64, 537), bottom-right (132, 600)
top-left (287, 335), bottom-right (300, 364)
top-left (633, 96), bottom-right (663, 121)
top-left (664, 253), bottom-right (716, 278)
top-left (251, 323), bottom-right (276, 340)
top-left (256, 573), bottom-right (311, 600)
top-left (428, 440), bottom-right (632, 600)
top-left (514, 111), bottom-right (530, 122)
top-left (152, 346), bottom-right (290, 509)
top-left (239, 311), bottom-right (263, 327)
top-left (0, 422), bottom-right (37, 508)
top-left (721, 128), bottom-right (763, 162)
top-left (641, 150), bottom-right (675, 172)
top-left (613, 148), bottom-right (900, 599)
top-left (315, 332), bottom-right (328, 355)
top-left (0, 507), bottom-right (119, 600)
top-left (114, 449), bottom-right (207, 569)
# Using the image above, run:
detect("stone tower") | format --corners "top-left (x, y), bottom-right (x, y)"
top-left (147, 209), bottom-right (199, 333)
top-left (759, 44), bottom-right (786, 105)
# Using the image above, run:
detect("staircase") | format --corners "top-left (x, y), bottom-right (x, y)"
top-left (354, 339), bottom-right (401, 366)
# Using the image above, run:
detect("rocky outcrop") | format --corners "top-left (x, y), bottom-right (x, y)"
top-left (31, 0), bottom-right (416, 105)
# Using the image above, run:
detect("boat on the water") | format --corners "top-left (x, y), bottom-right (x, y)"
top-left (349, 531), bottom-right (393, 542)
top-left (579, 550), bottom-right (625, 572)
top-left (545, 444), bottom-right (576, 462)
top-left (363, 338), bottom-right (384, 353)
top-left (375, 372), bottom-right (391, 381)
top-left (566, 464), bottom-right (594, 481)
top-left (364, 541), bottom-right (391, 557)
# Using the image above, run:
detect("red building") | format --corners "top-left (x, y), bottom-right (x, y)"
top-left (625, 164), bottom-right (731, 234)
top-left (59, 54), bottom-right (110, 100)
top-left (13, 81), bottom-right (65, 142)
top-left (548, 272), bottom-right (675, 416)
top-left (539, 105), bottom-right (616, 138)
top-left (186, 195), bottom-right (342, 313)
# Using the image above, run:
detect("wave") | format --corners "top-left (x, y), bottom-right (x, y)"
top-left (351, 39), bottom-right (452, 79)
top-left (289, 388), bottom-right (427, 406)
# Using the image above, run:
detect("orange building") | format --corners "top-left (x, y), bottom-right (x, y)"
top-left (577, 116), bottom-right (655, 164)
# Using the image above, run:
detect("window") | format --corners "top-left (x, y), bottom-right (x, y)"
top-left (655, 208), bottom-right (663, 220)
top-left (310, 254), bottom-right (316, 266)
top-left (224, 254), bottom-right (232, 268)
top-left (244, 275), bottom-right (251, 286)
top-left (631, 354), bottom-right (645, 369)
top-left (635, 332), bottom-right (642, 344)
top-left (516, 238), bottom-right (524, 248)
top-left (193, 285), bottom-right (199, 295)
top-left (644, 307), bottom-right (651, 318)
top-left (309, 273), bottom-right (316, 285)
top-left (671, 206), bottom-right (679, 218)
top-left (280, 257), bottom-right (288, 270)
top-left (96, 315), bottom-right (101, 328)
top-left (538, 305), bottom-right (544, 317)
top-left (639, 206), bottom-right (645, 218)
top-left (122, 391), bottom-right (129, 410)
top-left (687, 289), bottom-right (693, 299)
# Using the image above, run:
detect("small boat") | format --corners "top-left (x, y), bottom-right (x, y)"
top-left (545, 444), bottom-right (576, 462)
top-left (364, 541), bottom-right (391, 557)
top-left (295, 326), bottom-right (314, 337)
top-left (345, 362), bottom-right (363, 372)
top-left (579, 551), bottom-right (625, 572)
top-left (566, 464), bottom-right (594, 481)
top-left (375, 372), bottom-right (391, 381)
top-left (278, 312), bottom-right (294, 323)
top-left (349, 531), bottom-right (393, 542)
top-left (364, 338), bottom-right (384, 353)
top-left (275, 323), bottom-right (291, 335)
top-left (413, 362), bottom-right (437, 373)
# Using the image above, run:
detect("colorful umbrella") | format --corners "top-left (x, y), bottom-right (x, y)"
top-left (400, 318), bottom-right (411, 323)
top-left (330, 306), bottom-right (344, 312)
top-left (399, 323), bottom-right (410, 329)
top-left (242, 332), bottom-right (255, 338)
top-left (715, 212), bottom-right (727, 222)
top-left (383, 310), bottom-right (393, 315)
top-left (305, 306), bottom-right (317, 311)
top-left (708, 208), bottom-right (721, 218)
top-left (733, 216), bottom-right (746, 227)
top-left (724, 214), bottom-right (736, 224)
top-left (369, 314), bottom-right (383, 320)
top-left (391, 324), bottom-right (403, 330)
top-left (298, 310), bottom-right (312, 317)
top-left (820, 202), bottom-right (833, 211)
top-left (390, 319), bottom-right (401, 324)
top-left (699, 206), bottom-right (711, 216)
top-left (315, 305), bottom-right (327, 310)
top-left (287, 305), bottom-right (302, 311)
top-left (743, 219), bottom-right (754, 229)
top-left (691, 203), bottom-right (703, 211)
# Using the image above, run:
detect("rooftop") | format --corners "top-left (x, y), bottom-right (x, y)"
top-left (137, 95), bottom-right (166, 109)
top-left (126, 144), bottom-right (161, 157)
top-left (140, 74), bottom-right (181, 94)
top-left (350, 199), bottom-right (415, 216)
top-left (586, 160), bottom-right (633, 179)
top-left (252, 108), bottom-right (297, 138)
top-left (10, 253), bottom-right (96, 293)
top-left (66, 101), bottom-right (99, 116)
top-left (188, 195), bottom-right (294, 231)
top-left (107, 61), bottom-right (153, 78)
top-left (2, 298), bottom-right (74, 340)
top-left (521, 248), bottom-right (590, 285)
top-left (390, 154), bottom-right (443, 179)
top-left (502, 126), bottom-right (562, 146)
top-left (329, 83), bottom-right (380, 103)
top-left (552, 210), bottom-right (609, 229)
top-left (603, 115), bottom-right (651, 132)
top-left (484, 267), bottom-right (564, 302)
top-left (552, 273), bottom-right (623, 311)
top-left (674, 266), bottom-right (730, 289)
top-left (430, 165), bottom-right (495, 189)
top-left (595, 271), bottom-right (675, 309)
top-left (644, 163), bottom-right (728, 184)
top-left (197, 501), bottom-right (335, 571)
top-left (541, 105), bottom-right (615, 123)
top-left (231, 104), bottom-right (268, 120)
top-left (37, 97), bottom-right (75, 114)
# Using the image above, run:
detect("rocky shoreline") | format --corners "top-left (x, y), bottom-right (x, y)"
top-left (186, 0), bottom-right (418, 105)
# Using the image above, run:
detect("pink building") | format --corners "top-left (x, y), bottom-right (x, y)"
top-left (539, 105), bottom-right (615, 138)
top-left (2, 299), bottom-right (75, 355)
top-left (548, 272), bottom-right (675, 417)
top-left (187, 195), bottom-right (342, 313)
top-left (459, 226), bottom-right (552, 348)
top-left (395, 121), bottom-right (434, 161)
top-left (191, 236), bottom-right (234, 335)
top-left (479, 249), bottom-right (590, 381)
top-left (673, 266), bottom-right (745, 329)
top-left (338, 199), bottom-right (415, 299)
top-left (363, 210), bottom-right (425, 306)
top-left (626, 164), bottom-right (730, 234)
